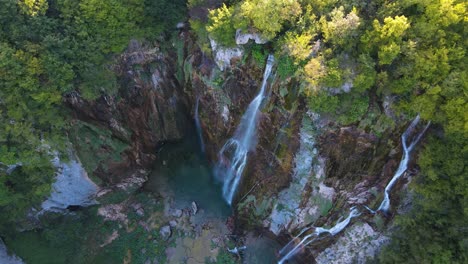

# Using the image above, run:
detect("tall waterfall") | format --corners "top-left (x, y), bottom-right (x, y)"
top-left (278, 208), bottom-right (361, 264)
top-left (194, 97), bottom-right (205, 153)
top-left (377, 115), bottom-right (430, 212)
top-left (216, 55), bottom-right (275, 205)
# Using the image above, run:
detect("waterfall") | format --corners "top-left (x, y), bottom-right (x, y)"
top-left (377, 115), bottom-right (430, 212)
top-left (278, 226), bottom-right (312, 255)
top-left (276, 115), bottom-right (430, 262)
top-left (278, 208), bottom-right (361, 264)
top-left (194, 97), bottom-right (205, 153)
top-left (216, 55), bottom-right (275, 205)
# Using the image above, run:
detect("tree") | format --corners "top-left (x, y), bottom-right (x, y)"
top-left (207, 4), bottom-right (237, 46)
top-left (239, 0), bottom-right (302, 39)
top-left (362, 15), bottom-right (410, 65)
top-left (320, 6), bottom-right (361, 48)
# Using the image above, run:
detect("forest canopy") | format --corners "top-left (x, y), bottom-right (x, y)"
top-left (0, 0), bottom-right (466, 262)
top-left (0, 0), bottom-right (186, 231)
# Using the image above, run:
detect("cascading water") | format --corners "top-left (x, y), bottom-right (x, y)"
top-left (377, 115), bottom-right (430, 212)
top-left (278, 226), bottom-right (312, 256)
top-left (276, 115), bottom-right (430, 263)
top-left (215, 55), bottom-right (275, 205)
top-left (194, 97), bottom-right (205, 153)
top-left (278, 208), bottom-right (361, 264)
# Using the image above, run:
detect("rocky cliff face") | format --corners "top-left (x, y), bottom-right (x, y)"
top-left (64, 31), bottom-right (419, 262)
top-left (184, 46), bottom-right (303, 204)
top-left (65, 40), bottom-right (191, 185)
top-left (180, 33), bottom-right (412, 262)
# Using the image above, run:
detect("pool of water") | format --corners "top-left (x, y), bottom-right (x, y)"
top-left (144, 135), bottom-right (231, 219)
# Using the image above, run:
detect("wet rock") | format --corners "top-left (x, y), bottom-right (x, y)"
top-left (0, 239), bottom-right (23, 264)
top-left (315, 223), bottom-right (389, 264)
top-left (320, 127), bottom-right (386, 187)
top-left (169, 220), bottom-right (178, 227)
top-left (235, 29), bottom-right (268, 45)
top-left (191, 201), bottom-right (198, 215)
top-left (160, 226), bottom-right (172, 241)
top-left (98, 204), bottom-right (128, 224)
top-left (171, 209), bottom-right (183, 218)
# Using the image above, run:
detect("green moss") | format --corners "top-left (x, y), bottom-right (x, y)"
top-left (276, 55), bottom-right (298, 80)
top-left (69, 121), bottom-right (129, 182)
top-left (6, 193), bottom-right (169, 264)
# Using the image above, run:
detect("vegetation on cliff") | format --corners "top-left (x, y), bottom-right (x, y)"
top-left (0, 0), bottom-right (466, 262)
top-left (197, 0), bottom-right (467, 261)
top-left (0, 0), bottom-right (185, 231)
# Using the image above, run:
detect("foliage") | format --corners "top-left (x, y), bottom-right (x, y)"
top-left (250, 44), bottom-right (267, 68)
top-left (239, 0), bottom-right (302, 39)
top-left (5, 194), bottom-right (169, 264)
top-left (276, 55), bottom-right (299, 80)
top-left (207, 4), bottom-right (237, 47)
top-left (379, 133), bottom-right (468, 263)
top-left (0, 0), bottom-right (186, 230)
top-left (320, 6), bottom-right (361, 48)
top-left (282, 31), bottom-right (314, 62)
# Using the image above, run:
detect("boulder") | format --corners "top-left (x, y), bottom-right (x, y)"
top-left (160, 226), bottom-right (172, 241)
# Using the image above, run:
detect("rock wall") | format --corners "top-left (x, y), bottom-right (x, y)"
top-left (62, 29), bottom-right (418, 262)
top-left (65, 40), bottom-right (191, 185)
top-left (0, 239), bottom-right (23, 264)
top-left (183, 37), bottom-right (303, 209)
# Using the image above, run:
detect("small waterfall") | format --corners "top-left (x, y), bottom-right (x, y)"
top-left (278, 208), bottom-right (361, 264)
top-left (278, 226), bottom-right (312, 255)
top-left (194, 97), bottom-right (205, 153)
top-left (216, 55), bottom-right (275, 205)
top-left (377, 115), bottom-right (430, 212)
top-left (275, 114), bottom-right (430, 262)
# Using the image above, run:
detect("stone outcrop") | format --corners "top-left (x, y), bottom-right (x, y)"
top-left (235, 29), bottom-right (268, 45)
top-left (41, 155), bottom-right (98, 212)
top-left (0, 239), bottom-right (23, 264)
top-left (65, 40), bottom-right (191, 184)
top-left (209, 38), bottom-right (243, 71)
top-left (320, 127), bottom-right (391, 187)
top-left (315, 222), bottom-right (389, 263)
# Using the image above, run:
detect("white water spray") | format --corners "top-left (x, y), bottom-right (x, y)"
top-left (377, 115), bottom-right (430, 212)
top-left (216, 55), bottom-right (275, 205)
top-left (278, 208), bottom-right (361, 264)
top-left (276, 115), bottom-right (430, 262)
top-left (279, 226), bottom-right (313, 255)
top-left (194, 97), bottom-right (205, 153)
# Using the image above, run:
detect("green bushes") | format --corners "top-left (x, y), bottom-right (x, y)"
top-left (0, 0), bottom-right (186, 230)
top-left (207, 4), bottom-right (237, 47)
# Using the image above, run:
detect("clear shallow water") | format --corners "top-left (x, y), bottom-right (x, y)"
top-left (144, 135), bottom-right (231, 218)
top-left (243, 235), bottom-right (299, 264)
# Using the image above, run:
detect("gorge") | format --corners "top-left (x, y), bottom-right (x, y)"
top-left (0, 0), bottom-right (466, 264)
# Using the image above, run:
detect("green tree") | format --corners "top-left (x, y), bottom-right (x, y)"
top-left (207, 4), bottom-right (237, 46)
top-left (239, 0), bottom-right (302, 39)
top-left (320, 6), bottom-right (361, 48)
